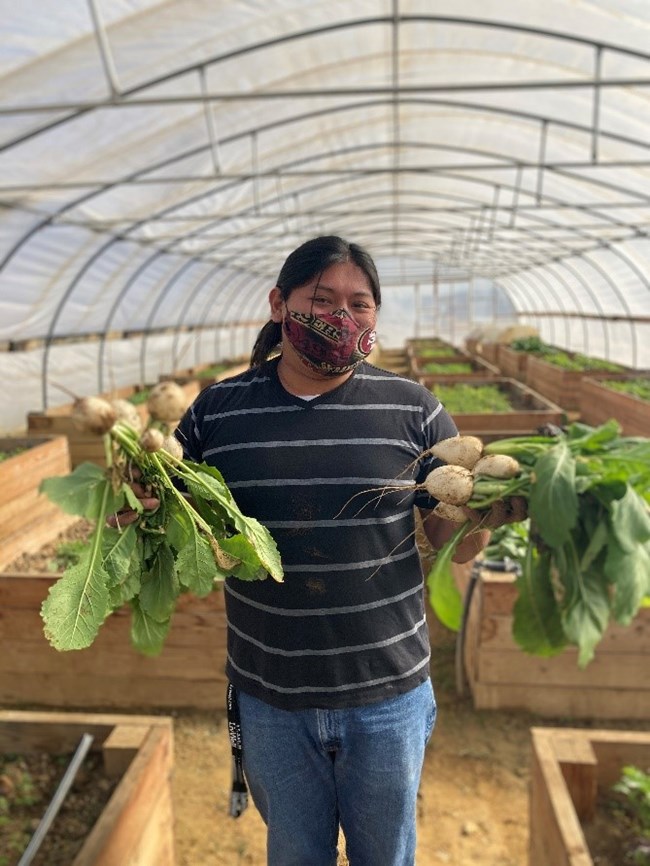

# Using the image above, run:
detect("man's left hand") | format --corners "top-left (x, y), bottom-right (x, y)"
top-left (461, 496), bottom-right (528, 532)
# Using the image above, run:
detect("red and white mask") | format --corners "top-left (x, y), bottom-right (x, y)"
top-left (283, 307), bottom-right (376, 375)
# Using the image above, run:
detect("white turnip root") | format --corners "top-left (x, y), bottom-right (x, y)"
top-left (432, 502), bottom-right (468, 522)
top-left (429, 435), bottom-right (484, 470)
top-left (140, 428), bottom-right (165, 452)
top-left (71, 396), bottom-right (117, 435)
top-left (147, 381), bottom-right (189, 423)
top-left (110, 398), bottom-right (143, 432)
top-left (473, 454), bottom-right (521, 479)
top-left (161, 434), bottom-right (184, 460)
top-left (424, 464), bottom-right (474, 505)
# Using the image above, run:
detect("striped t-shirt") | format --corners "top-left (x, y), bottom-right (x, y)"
top-left (176, 357), bottom-right (458, 710)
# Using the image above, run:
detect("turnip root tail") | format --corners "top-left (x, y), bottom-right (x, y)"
top-left (333, 483), bottom-right (416, 519)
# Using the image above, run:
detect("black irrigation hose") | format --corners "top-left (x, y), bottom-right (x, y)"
top-left (18, 733), bottom-right (94, 866)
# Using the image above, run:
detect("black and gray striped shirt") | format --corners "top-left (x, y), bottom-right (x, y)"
top-left (176, 357), bottom-right (458, 710)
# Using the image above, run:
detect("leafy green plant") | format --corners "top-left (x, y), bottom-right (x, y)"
top-left (541, 350), bottom-right (623, 372)
top-left (422, 362), bottom-right (474, 374)
top-left (0, 447), bottom-right (26, 462)
top-left (418, 346), bottom-right (459, 358)
top-left (433, 383), bottom-right (513, 413)
top-left (614, 765), bottom-right (650, 830)
top-left (482, 520), bottom-right (529, 565)
top-left (508, 338), bottom-right (624, 372)
top-left (600, 377), bottom-right (650, 403)
top-left (127, 388), bottom-right (151, 405)
top-left (508, 336), bottom-right (549, 353)
top-left (47, 539), bottom-right (87, 572)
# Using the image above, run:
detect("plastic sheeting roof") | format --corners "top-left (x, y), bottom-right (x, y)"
top-left (1, 1), bottom-right (650, 431)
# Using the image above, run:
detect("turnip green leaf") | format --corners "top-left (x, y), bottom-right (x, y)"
top-left (529, 442), bottom-right (578, 547)
top-left (130, 599), bottom-right (170, 656)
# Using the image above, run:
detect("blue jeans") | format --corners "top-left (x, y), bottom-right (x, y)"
top-left (237, 679), bottom-right (437, 866)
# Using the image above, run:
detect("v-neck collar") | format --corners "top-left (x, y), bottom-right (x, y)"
top-left (267, 356), bottom-right (360, 406)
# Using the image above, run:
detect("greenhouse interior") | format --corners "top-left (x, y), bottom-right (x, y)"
top-left (0, 4), bottom-right (649, 866)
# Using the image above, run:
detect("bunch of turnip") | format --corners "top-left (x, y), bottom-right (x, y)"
top-left (421, 434), bottom-right (526, 524)
top-left (424, 422), bottom-right (650, 668)
top-left (39, 383), bottom-right (283, 656)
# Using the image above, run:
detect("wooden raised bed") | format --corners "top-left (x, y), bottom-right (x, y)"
top-left (0, 710), bottom-right (175, 866)
top-left (0, 573), bottom-right (227, 710)
top-left (496, 344), bottom-right (531, 382)
top-left (529, 727), bottom-right (650, 866)
top-left (579, 376), bottom-right (650, 436)
top-left (428, 377), bottom-right (566, 442)
top-left (27, 381), bottom-right (199, 468)
top-left (0, 436), bottom-right (77, 572)
top-left (474, 341), bottom-right (500, 366)
top-left (526, 355), bottom-right (629, 411)
top-left (462, 568), bottom-right (650, 719)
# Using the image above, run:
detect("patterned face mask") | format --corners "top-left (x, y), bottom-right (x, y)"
top-left (283, 307), bottom-right (376, 375)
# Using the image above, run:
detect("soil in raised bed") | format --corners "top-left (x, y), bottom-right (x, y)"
top-left (0, 750), bottom-right (118, 866)
top-left (1, 520), bottom-right (93, 575)
top-left (582, 788), bottom-right (650, 866)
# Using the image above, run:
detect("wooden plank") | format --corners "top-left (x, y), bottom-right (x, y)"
top-left (73, 726), bottom-right (174, 866)
top-left (0, 575), bottom-right (226, 613)
top-left (529, 729), bottom-right (594, 866)
top-left (495, 345), bottom-right (528, 381)
top-left (0, 436), bottom-right (70, 501)
top-left (0, 607), bottom-right (227, 650)
top-left (476, 648), bottom-right (649, 690)
top-left (103, 724), bottom-right (149, 778)
top-left (0, 711), bottom-right (171, 752)
top-left (0, 638), bottom-right (226, 680)
top-left (551, 732), bottom-right (598, 821)
top-left (0, 671), bottom-right (227, 709)
top-left (580, 376), bottom-right (650, 437)
top-left (473, 612), bottom-right (650, 654)
top-left (118, 783), bottom-right (176, 866)
top-left (0, 488), bottom-right (71, 537)
top-left (476, 571), bottom-right (518, 615)
top-left (588, 731), bottom-right (650, 787)
top-left (0, 435), bottom-right (74, 569)
top-left (0, 575), bottom-right (58, 606)
top-left (471, 682), bottom-right (650, 719)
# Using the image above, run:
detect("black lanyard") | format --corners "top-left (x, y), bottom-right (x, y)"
top-left (226, 683), bottom-right (249, 817)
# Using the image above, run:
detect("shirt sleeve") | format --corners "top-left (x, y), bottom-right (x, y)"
top-left (174, 391), bottom-right (206, 462)
top-left (413, 387), bottom-right (459, 510)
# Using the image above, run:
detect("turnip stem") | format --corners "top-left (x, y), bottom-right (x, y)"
top-left (110, 421), bottom-right (219, 539)
top-left (467, 476), bottom-right (529, 509)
